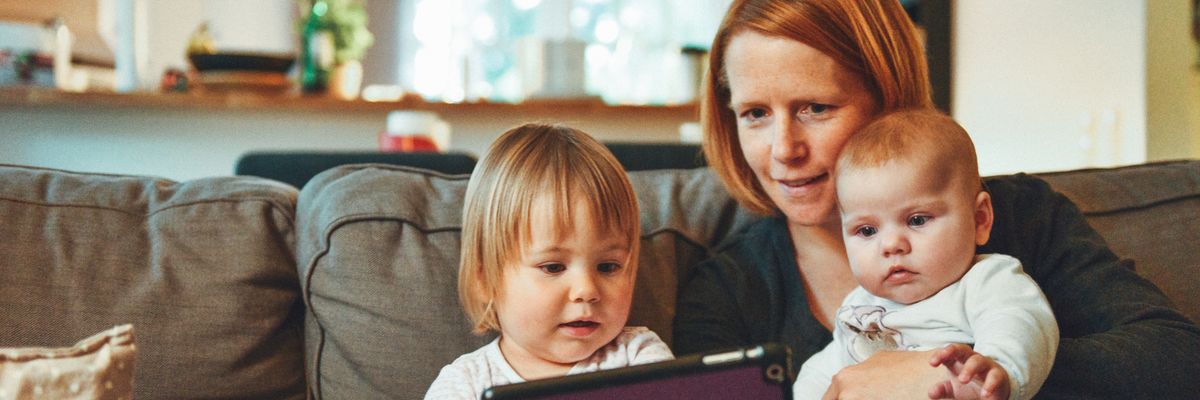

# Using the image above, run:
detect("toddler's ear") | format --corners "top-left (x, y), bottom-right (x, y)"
top-left (974, 191), bottom-right (994, 246)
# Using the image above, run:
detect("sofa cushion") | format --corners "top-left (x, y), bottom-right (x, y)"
top-left (1037, 160), bottom-right (1200, 324)
top-left (0, 165), bottom-right (306, 399)
top-left (296, 164), bottom-right (757, 399)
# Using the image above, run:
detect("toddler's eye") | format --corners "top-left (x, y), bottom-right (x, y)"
top-left (540, 263), bottom-right (566, 274)
top-left (597, 262), bottom-right (622, 274)
top-left (908, 215), bottom-right (931, 227)
top-left (855, 226), bottom-right (877, 238)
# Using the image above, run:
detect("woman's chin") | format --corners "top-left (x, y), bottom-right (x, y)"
top-left (778, 201), bottom-right (839, 228)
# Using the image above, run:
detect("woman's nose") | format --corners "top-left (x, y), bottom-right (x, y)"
top-left (570, 272), bottom-right (600, 304)
top-left (770, 118), bottom-right (808, 163)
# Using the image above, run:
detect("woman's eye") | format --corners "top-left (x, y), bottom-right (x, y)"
top-left (798, 103), bottom-right (834, 120)
top-left (597, 262), bottom-right (622, 274)
top-left (855, 226), bottom-right (877, 238)
top-left (540, 263), bottom-right (566, 274)
top-left (908, 215), bottom-right (931, 227)
top-left (740, 107), bottom-right (769, 123)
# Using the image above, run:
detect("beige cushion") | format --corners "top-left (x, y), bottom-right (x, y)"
top-left (0, 165), bottom-right (306, 399)
top-left (296, 164), bottom-right (756, 399)
top-left (0, 324), bottom-right (136, 399)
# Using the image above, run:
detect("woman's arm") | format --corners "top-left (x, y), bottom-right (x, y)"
top-left (983, 175), bottom-right (1200, 398)
top-left (672, 254), bottom-right (762, 355)
top-left (823, 350), bottom-right (948, 399)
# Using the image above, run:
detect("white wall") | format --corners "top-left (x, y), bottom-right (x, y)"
top-left (954, 0), bottom-right (1148, 175)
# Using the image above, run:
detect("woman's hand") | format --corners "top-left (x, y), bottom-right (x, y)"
top-left (928, 344), bottom-right (1011, 400)
top-left (821, 349), bottom-right (949, 400)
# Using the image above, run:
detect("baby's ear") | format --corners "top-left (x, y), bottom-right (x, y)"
top-left (974, 191), bottom-right (994, 246)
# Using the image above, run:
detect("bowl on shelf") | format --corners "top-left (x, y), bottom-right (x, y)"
top-left (189, 52), bottom-right (296, 95)
top-left (188, 52), bottom-right (295, 73)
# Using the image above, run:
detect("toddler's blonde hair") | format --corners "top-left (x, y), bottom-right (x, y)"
top-left (458, 123), bottom-right (640, 335)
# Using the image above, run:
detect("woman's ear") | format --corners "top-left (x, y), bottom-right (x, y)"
top-left (974, 191), bottom-right (994, 246)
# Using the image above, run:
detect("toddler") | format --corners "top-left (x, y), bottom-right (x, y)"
top-left (424, 123), bottom-right (673, 399)
top-left (795, 109), bottom-right (1058, 400)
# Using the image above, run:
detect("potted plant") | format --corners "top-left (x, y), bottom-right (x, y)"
top-left (299, 0), bottom-right (374, 99)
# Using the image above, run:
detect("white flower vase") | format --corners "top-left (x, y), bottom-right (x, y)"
top-left (330, 60), bottom-right (363, 100)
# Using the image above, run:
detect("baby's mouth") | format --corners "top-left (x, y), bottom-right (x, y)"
top-left (886, 266), bottom-right (915, 283)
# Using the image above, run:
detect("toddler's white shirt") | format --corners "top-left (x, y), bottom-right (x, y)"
top-left (424, 326), bottom-right (673, 400)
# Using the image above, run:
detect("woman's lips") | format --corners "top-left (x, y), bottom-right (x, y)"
top-left (776, 173), bottom-right (827, 195)
top-left (559, 320), bottom-right (600, 337)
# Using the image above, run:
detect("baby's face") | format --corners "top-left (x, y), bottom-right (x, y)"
top-left (494, 194), bottom-right (635, 376)
top-left (836, 159), bottom-right (989, 304)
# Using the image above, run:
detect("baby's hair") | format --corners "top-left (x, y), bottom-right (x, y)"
top-left (458, 123), bottom-right (640, 335)
top-left (837, 108), bottom-right (981, 196)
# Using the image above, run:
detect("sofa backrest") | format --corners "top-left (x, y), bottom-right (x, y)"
top-left (296, 165), bottom-right (758, 399)
top-left (298, 160), bottom-right (1200, 400)
top-left (0, 164), bottom-right (307, 399)
top-left (1035, 160), bottom-right (1200, 324)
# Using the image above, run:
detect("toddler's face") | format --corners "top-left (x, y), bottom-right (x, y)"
top-left (494, 194), bottom-right (635, 377)
top-left (836, 159), bottom-right (990, 304)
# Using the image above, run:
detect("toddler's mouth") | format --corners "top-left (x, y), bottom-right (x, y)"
top-left (561, 320), bottom-right (599, 328)
top-left (559, 320), bottom-right (601, 337)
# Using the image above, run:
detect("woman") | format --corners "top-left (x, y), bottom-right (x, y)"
top-left (671, 0), bottom-right (1200, 398)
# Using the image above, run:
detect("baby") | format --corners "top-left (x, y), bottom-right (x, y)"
top-left (795, 109), bottom-right (1058, 400)
top-left (424, 123), bottom-right (673, 399)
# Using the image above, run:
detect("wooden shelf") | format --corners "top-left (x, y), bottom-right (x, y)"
top-left (0, 86), bottom-right (698, 119)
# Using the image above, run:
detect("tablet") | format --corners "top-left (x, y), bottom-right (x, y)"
top-left (481, 343), bottom-right (793, 400)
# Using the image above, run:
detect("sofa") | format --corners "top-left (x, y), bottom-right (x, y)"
top-left (1, 159), bottom-right (1196, 399)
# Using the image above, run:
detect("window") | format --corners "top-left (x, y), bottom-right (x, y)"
top-left (385, 0), bottom-right (730, 105)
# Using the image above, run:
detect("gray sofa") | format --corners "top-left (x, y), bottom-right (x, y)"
top-left (1, 160), bottom-right (1196, 399)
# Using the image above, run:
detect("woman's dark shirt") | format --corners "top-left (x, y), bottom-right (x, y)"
top-left (672, 174), bottom-right (1200, 398)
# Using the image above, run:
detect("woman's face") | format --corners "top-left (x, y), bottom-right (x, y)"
top-left (724, 31), bottom-right (879, 227)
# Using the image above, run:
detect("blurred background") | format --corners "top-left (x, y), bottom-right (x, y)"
top-left (0, 0), bottom-right (1197, 182)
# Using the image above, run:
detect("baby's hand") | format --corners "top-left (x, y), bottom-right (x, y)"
top-left (927, 344), bottom-right (1010, 400)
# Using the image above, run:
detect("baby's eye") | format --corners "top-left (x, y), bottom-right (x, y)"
top-left (908, 215), bottom-right (931, 227)
top-left (597, 262), bottom-right (622, 274)
top-left (539, 263), bottom-right (566, 274)
top-left (855, 226), bottom-right (877, 238)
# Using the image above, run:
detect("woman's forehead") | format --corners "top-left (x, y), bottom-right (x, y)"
top-left (724, 31), bottom-right (862, 103)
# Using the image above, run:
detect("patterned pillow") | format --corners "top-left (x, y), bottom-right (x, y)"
top-left (0, 324), bottom-right (136, 399)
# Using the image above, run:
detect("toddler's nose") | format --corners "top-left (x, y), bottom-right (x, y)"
top-left (570, 273), bottom-right (600, 304)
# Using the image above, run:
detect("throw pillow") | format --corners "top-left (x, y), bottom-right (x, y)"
top-left (0, 324), bottom-right (135, 399)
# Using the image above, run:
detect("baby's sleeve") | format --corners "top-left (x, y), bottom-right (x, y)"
top-left (964, 254), bottom-right (1059, 400)
top-left (794, 343), bottom-right (841, 400)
